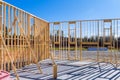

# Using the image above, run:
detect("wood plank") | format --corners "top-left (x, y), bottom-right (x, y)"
top-left (0, 2), bottom-right (2, 70)
top-left (3, 3), bottom-right (6, 70)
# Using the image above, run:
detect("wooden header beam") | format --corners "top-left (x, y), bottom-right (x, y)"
top-left (69, 21), bottom-right (76, 24)
top-left (54, 22), bottom-right (60, 25)
top-left (104, 19), bottom-right (112, 22)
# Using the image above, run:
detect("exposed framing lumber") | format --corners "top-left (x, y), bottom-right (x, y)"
top-left (0, 1), bottom-right (2, 70)
top-left (0, 34), bottom-right (20, 80)
top-left (0, 1), bottom-right (50, 79)
top-left (50, 19), bottom-right (120, 67)
top-left (16, 15), bottom-right (43, 73)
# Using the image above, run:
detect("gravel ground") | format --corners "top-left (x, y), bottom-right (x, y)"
top-left (53, 50), bottom-right (120, 61)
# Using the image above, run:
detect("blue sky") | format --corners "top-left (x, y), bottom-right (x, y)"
top-left (3, 0), bottom-right (120, 22)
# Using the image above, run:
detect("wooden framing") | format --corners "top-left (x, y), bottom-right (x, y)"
top-left (0, 0), bottom-right (120, 79)
top-left (0, 1), bottom-right (50, 79)
top-left (50, 19), bottom-right (120, 67)
top-left (0, 1), bottom-right (2, 70)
